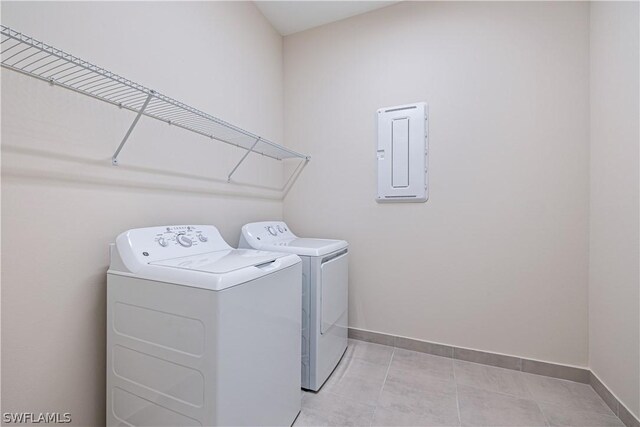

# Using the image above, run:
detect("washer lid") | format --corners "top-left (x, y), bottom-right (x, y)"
top-left (150, 249), bottom-right (281, 274)
top-left (260, 238), bottom-right (348, 257)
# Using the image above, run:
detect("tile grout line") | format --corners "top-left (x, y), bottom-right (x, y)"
top-left (369, 346), bottom-right (395, 427)
top-left (524, 376), bottom-right (552, 427)
top-left (454, 381), bottom-right (539, 402)
top-left (532, 399), bottom-right (551, 427)
top-left (452, 358), bottom-right (463, 427)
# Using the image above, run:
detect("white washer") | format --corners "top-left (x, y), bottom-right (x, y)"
top-left (240, 221), bottom-right (348, 391)
top-left (107, 225), bottom-right (302, 426)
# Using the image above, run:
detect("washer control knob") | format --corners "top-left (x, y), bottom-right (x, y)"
top-left (267, 226), bottom-right (277, 236)
top-left (198, 234), bottom-right (208, 242)
top-left (277, 225), bottom-right (284, 233)
top-left (158, 237), bottom-right (168, 247)
top-left (176, 234), bottom-right (193, 247)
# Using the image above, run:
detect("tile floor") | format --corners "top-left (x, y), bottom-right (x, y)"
top-left (295, 339), bottom-right (624, 427)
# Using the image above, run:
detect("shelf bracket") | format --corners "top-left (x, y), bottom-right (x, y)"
top-left (111, 91), bottom-right (154, 165)
top-left (227, 137), bottom-right (261, 182)
top-left (282, 157), bottom-right (310, 195)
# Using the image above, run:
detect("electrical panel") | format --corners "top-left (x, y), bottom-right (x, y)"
top-left (376, 102), bottom-right (428, 203)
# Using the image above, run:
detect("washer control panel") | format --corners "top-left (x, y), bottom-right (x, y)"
top-left (115, 225), bottom-right (232, 267)
top-left (153, 226), bottom-right (210, 249)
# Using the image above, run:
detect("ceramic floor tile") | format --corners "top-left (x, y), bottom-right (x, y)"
top-left (375, 377), bottom-right (459, 426)
top-left (524, 373), bottom-right (614, 415)
top-left (343, 339), bottom-right (394, 366)
top-left (387, 348), bottom-right (454, 388)
top-left (454, 360), bottom-right (532, 399)
top-left (538, 401), bottom-right (624, 427)
top-left (457, 384), bottom-right (547, 427)
top-left (372, 407), bottom-right (462, 427)
top-left (321, 355), bottom-right (389, 405)
top-left (294, 392), bottom-right (375, 427)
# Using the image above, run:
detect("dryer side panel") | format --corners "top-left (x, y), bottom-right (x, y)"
top-left (320, 251), bottom-right (349, 334)
top-left (301, 257), bottom-right (313, 390)
top-left (309, 252), bottom-right (348, 391)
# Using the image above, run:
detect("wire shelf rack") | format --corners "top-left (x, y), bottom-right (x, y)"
top-left (1, 25), bottom-right (309, 181)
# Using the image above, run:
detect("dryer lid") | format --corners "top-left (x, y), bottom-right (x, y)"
top-left (150, 249), bottom-right (282, 274)
top-left (241, 221), bottom-right (349, 257)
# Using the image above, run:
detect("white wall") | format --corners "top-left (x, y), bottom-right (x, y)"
top-left (1, 2), bottom-right (285, 425)
top-left (283, 1), bottom-right (591, 366)
top-left (589, 1), bottom-right (640, 418)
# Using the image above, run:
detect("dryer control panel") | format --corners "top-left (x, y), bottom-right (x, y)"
top-left (242, 221), bottom-right (296, 244)
top-left (115, 225), bottom-right (233, 271)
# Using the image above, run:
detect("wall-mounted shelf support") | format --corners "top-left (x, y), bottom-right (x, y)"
top-left (1, 25), bottom-right (310, 185)
top-left (112, 91), bottom-right (154, 165)
top-left (282, 157), bottom-right (310, 192)
top-left (227, 137), bottom-right (261, 182)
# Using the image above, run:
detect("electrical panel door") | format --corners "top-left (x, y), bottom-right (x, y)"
top-left (376, 102), bottom-right (428, 203)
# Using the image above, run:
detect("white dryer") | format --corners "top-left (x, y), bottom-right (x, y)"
top-left (240, 221), bottom-right (348, 391)
top-left (107, 225), bottom-right (302, 426)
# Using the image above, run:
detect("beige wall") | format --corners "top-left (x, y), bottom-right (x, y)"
top-left (1, 2), bottom-right (286, 425)
top-left (589, 1), bottom-right (640, 418)
top-left (283, 1), bottom-right (591, 366)
top-left (3, 1), bottom-right (638, 424)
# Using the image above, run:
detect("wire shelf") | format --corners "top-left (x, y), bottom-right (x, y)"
top-left (1, 25), bottom-right (309, 176)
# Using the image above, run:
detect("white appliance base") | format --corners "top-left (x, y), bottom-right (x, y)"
top-left (107, 265), bottom-right (301, 426)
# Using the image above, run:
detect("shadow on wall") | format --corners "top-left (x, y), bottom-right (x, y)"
top-left (2, 144), bottom-right (308, 200)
